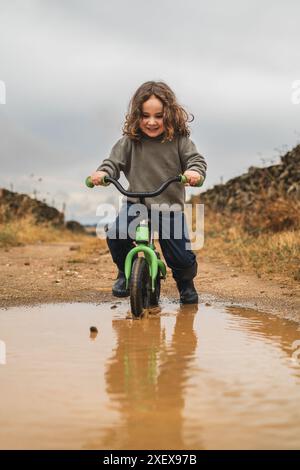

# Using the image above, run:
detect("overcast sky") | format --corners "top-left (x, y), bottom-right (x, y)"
top-left (0, 0), bottom-right (300, 223)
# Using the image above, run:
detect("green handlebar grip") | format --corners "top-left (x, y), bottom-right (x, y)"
top-left (180, 174), bottom-right (204, 187)
top-left (180, 174), bottom-right (188, 185)
top-left (85, 176), bottom-right (95, 188)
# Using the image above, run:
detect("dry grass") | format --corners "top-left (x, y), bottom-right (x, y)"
top-left (0, 215), bottom-right (109, 267)
top-left (0, 216), bottom-right (90, 248)
top-left (68, 236), bottom-right (108, 261)
top-left (240, 196), bottom-right (300, 234)
top-left (202, 211), bottom-right (300, 282)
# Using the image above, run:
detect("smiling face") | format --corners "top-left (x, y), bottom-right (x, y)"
top-left (139, 94), bottom-right (165, 138)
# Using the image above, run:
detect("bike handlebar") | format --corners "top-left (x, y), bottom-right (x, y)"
top-left (85, 174), bottom-right (203, 197)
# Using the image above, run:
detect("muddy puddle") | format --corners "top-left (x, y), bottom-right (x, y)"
top-left (0, 301), bottom-right (300, 450)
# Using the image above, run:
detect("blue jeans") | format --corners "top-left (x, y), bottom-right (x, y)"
top-left (106, 202), bottom-right (197, 282)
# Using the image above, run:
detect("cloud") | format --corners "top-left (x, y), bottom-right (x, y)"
top-left (1, 0), bottom-right (300, 223)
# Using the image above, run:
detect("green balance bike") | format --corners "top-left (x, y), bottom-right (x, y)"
top-left (86, 174), bottom-right (202, 318)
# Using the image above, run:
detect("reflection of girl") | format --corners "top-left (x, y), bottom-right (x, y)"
top-left (104, 305), bottom-right (199, 449)
top-left (91, 81), bottom-right (207, 303)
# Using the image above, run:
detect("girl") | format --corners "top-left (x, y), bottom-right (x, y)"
top-left (91, 81), bottom-right (207, 303)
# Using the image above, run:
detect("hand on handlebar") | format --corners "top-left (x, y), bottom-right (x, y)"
top-left (183, 170), bottom-right (204, 187)
top-left (90, 171), bottom-right (109, 186)
top-left (86, 173), bottom-right (204, 194)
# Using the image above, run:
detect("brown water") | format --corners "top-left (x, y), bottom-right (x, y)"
top-left (0, 301), bottom-right (300, 450)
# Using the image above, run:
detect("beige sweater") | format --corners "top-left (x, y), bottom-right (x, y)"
top-left (97, 132), bottom-right (207, 210)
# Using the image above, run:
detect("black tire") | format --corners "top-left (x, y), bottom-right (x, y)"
top-left (130, 257), bottom-right (151, 317)
top-left (149, 270), bottom-right (161, 307)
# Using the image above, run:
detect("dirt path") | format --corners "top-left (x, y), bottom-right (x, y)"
top-left (0, 242), bottom-right (299, 322)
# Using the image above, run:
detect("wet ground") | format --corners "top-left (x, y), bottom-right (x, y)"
top-left (0, 300), bottom-right (300, 450)
top-left (1, 242), bottom-right (299, 322)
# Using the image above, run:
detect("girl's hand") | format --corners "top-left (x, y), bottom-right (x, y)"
top-left (91, 171), bottom-right (108, 186)
top-left (183, 170), bottom-right (204, 186)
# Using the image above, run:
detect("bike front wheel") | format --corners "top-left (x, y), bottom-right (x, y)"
top-left (130, 257), bottom-right (151, 317)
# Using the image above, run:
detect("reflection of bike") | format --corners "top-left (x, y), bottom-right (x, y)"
top-left (101, 304), bottom-right (199, 449)
top-left (86, 174), bottom-right (202, 317)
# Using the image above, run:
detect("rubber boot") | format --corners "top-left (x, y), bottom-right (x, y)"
top-left (112, 271), bottom-right (129, 297)
top-left (176, 279), bottom-right (199, 304)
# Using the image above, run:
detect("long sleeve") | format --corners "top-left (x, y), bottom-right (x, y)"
top-left (96, 136), bottom-right (131, 179)
top-left (178, 136), bottom-right (207, 179)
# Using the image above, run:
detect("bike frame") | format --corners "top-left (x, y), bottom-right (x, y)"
top-left (124, 220), bottom-right (167, 292)
top-left (85, 173), bottom-right (203, 293)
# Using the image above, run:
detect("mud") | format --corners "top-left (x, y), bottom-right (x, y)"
top-left (0, 243), bottom-right (299, 323)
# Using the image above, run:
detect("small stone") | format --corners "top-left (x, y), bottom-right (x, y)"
top-left (231, 274), bottom-right (238, 277)
top-left (90, 326), bottom-right (98, 333)
top-left (24, 262), bottom-right (30, 266)
top-left (111, 305), bottom-right (117, 309)
top-left (205, 302), bottom-right (212, 306)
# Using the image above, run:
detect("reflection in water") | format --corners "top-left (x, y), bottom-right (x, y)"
top-left (1, 302), bottom-right (300, 449)
top-left (104, 305), bottom-right (200, 450)
top-left (226, 306), bottom-right (300, 365)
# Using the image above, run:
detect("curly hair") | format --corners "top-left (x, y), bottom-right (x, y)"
top-left (122, 81), bottom-right (194, 143)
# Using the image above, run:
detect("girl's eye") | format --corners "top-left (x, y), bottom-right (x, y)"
top-left (142, 115), bottom-right (163, 118)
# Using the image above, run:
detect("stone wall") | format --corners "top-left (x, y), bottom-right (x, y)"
top-left (0, 188), bottom-right (65, 226)
top-left (195, 145), bottom-right (300, 213)
top-left (0, 188), bottom-right (87, 232)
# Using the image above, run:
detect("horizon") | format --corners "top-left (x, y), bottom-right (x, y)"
top-left (1, 0), bottom-right (299, 224)
top-left (1, 140), bottom-right (297, 226)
